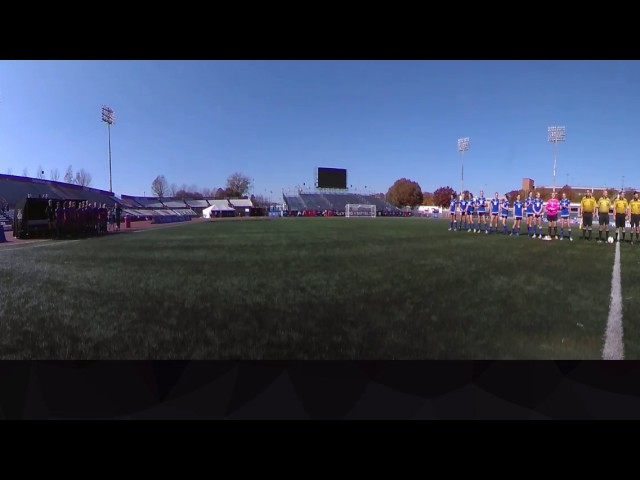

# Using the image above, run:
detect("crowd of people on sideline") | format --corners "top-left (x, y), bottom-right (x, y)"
top-left (44, 200), bottom-right (123, 239)
top-left (448, 189), bottom-right (640, 244)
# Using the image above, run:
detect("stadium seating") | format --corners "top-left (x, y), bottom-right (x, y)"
top-left (283, 192), bottom-right (399, 213)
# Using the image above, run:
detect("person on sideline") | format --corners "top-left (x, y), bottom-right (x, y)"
top-left (532, 192), bottom-right (544, 239)
top-left (476, 190), bottom-right (488, 234)
top-left (511, 194), bottom-right (523, 236)
top-left (448, 193), bottom-right (458, 231)
top-left (579, 189), bottom-right (596, 241)
top-left (596, 189), bottom-right (612, 243)
top-left (525, 191), bottom-right (535, 237)
top-left (545, 191), bottom-right (560, 239)
top-left (489, 192), bottom-right (500, 234)
top-left (629, 191), bottom-right (640, 245)
top-left (612, 191), bottom-right (630, 243)
top-left (559, 192), bottom-right (572, 241)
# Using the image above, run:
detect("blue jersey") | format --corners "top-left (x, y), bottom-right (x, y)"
top-left (514, 200), bottom-right (524, 218)
top-left (533, 198), bottom-right (544, 214)
top-left (459, 199), bottom-right (468, 212)
top-left (490, 198), bottom-right (500, 214)
top-left (466, 199), bottom-right (474, 213)
top-left (449, 199), bottom-right (457, 213)
top-left (560, 198), bottom-right (570, 217)
top-left (501, 200), bottom-right (510, 216)
top-left (525, 197), bottom-right (534, 214)
top-left (477, 197), bottom-right (486, 212)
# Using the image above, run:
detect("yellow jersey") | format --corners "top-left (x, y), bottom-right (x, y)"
top-left (630, 199), bottom-right (640, 215)
top-left (613, 198), bottom-right (629, 214)
top-left (580, 196), bottom-right (596, 213)
top-left (597, 197), bottom-right (611, 214)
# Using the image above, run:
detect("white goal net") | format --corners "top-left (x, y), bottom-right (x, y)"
top-left (345, 204), bottom-right (376, 218)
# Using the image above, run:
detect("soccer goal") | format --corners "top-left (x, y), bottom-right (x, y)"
top-left (345, 204), bottom-right (376, 218)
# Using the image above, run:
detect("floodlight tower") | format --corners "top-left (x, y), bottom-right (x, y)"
top-left (457, 137), bottom-right (470, 196)
top-left (548, 126), bottom-right (565, 193)
top-left (101, 105), bottom-right (115, 193)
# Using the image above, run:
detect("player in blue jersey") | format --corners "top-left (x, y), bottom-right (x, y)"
top-left (532, 192), bottom-right (544, 239)
top-left (466, 193), bottom-right (475, 232)
top-left (489, 192), bottom-right (500, 234)
top-left (476, 190), bottom-right (488, 233)
top-left (458, 194), bottom-right (468, 231)
top-left (500, 195), bottom-right (510, 234)
top-left (559, 192), bottom-right (572, 241)
top-left (510, 194), bottom-right (524, 236)
top-left (524, 191), bottom-right (534, 237)
top-left (448, 193), bottom-right (458, 231)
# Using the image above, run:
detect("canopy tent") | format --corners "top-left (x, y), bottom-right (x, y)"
top-left (202, 203), bottom-right (234, 219)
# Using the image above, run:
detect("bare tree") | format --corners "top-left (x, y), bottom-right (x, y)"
top-left (169, 183), bottom-right (178, 197)
top-left (37, 165), bottom-right (45, 179)
top-left (50, 168), bottom-right (60, 181)
top-left (201, 188), bottom-right (213, 198)
top-left (6, 168), bottom-right (12, 175)
top-left (22, 167), bottom-right (28, 177)
top-left (75, 169), bottom-right (92, 186)
top-left (226, 172), bottom-right (251, 198)
top-left (151, 175), bottom-right (169, 198)
top-left (64, 165), bottom-right (74, 183)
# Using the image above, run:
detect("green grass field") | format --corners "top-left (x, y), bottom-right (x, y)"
top-left (0, 217), bottom-right (636, 359)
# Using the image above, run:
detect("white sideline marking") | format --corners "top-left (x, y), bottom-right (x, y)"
top-left (603, 241), bottom-right (624, 360)
top-left (0, 239), bottom-right (81, 253)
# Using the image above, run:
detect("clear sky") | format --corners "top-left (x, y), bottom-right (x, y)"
top-left (1, 60), bottom-right (639, 200)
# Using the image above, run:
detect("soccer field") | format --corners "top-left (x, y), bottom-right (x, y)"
top-left (0, 217), bottom-right (636, 359)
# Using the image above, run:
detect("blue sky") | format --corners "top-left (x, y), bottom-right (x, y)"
top-left (1, 60), bottom-right (639, 200)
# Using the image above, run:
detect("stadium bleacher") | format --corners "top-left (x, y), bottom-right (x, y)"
top-left (283, 192), bottom-right (399, 213)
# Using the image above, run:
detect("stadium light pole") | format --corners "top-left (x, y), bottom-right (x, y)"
top-left (101, 105), bottom-right (115, 193)
top-left (548, 126), bottom-right (565, 193)
top-left (457, 137), bottom-right (470, 195)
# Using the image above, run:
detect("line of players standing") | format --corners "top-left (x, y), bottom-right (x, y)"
top-left (448, 189), bottom-right (640, 244)
top-left (448, 190), bottom-right (574, 240)
top-left (44, 199), bottom-right (123, 239)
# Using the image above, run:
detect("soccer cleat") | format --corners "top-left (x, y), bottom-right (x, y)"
top-left (555, 236), bottom-right (559, 240)
top-left (538, 234), bottom-right (542, 239)
top-left (560, 237), bottom-right (563, 241)
top-left (448, 228), bottom-right (452, 231)
top-left (509, 233), bottom-right (513, 236)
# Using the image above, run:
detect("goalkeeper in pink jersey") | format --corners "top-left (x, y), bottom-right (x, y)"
top-left (545, 191), bottom-right (560, 239)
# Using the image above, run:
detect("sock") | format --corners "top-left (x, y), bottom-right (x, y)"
top-left (599, 231), bottom-right (603, 240)
top-left (450, 221), bottom-right (453, 229)
top-left (589, 229), bottom-right (592, 239)
top-left (582, 228), bottom-right (586, 238)
top-left (568, 229), bottom-right (572, 238)
top-left (561, 227), bottom-right (564, 237)
top-left (623, 232), bottom-right (626, 241)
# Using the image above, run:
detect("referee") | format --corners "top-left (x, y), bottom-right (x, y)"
top-left (579, 189), bottom-right (596, 241)
top-left (613, 191), bottom-right (630, 243)
top-left (630, 191), bottom-right (640, 245)
top-left (596, 189), bottom-right (611, 243)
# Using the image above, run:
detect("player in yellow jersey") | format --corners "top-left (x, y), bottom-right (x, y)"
top-left (612, 191), bottom-right (630, 243)
top-left (579, 189), bottom-right (596, 241)
top-left (595, 189), bottom-right (612, 243)
top-left (630, 191), bottom-right (640, 245)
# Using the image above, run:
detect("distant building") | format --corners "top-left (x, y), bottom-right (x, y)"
top-left (522, 178), bottom-right (534, 191)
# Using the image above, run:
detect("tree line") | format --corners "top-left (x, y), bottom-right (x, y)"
top-left (151, 172), bottom-right (252, 200)
top-left (8, 165), bottom-right (93, 187)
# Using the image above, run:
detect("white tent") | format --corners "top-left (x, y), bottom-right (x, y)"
top-left (202, 202), bottom-right (234, 219)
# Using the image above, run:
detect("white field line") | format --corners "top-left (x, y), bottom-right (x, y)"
top-left (603, 240), bottom-right (624, 360)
